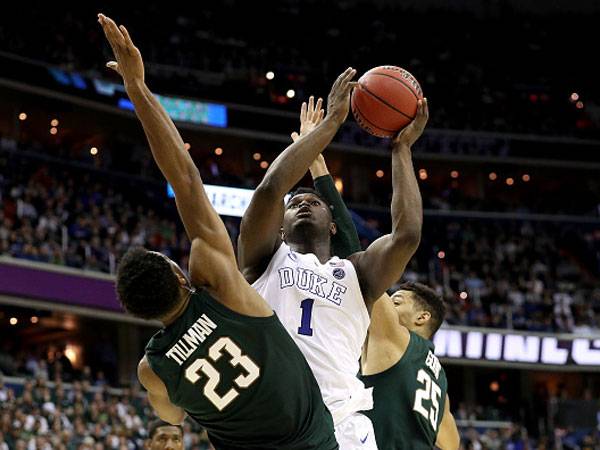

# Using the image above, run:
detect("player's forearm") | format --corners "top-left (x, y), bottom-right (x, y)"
top-left (390, 143), bottom-right (423, 246)
top-left (309, 156), bottom-right (329, 178)
top-left (260, 117), bottom-right (340, 197)
top-left (126, 81), bottom-right (196, 187)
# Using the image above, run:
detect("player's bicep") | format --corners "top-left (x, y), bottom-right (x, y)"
top-left (138, 357), bottom-right (185, 425)
top-left (237, 184), bottom-right (284, 280)
top-left (190, 238), bottom-right (273, 317)
top-left (189, 237), bottom-right (236, 290)
top-left (436, 395), bottom-right (460, 450)
top-left (363, 294), bottom-right (410, 374)
top-left (370, 294), bottom-right (410, 345)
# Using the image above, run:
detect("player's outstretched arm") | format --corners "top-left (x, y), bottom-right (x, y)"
top-left (291, 101), bottom-right (361, 259)
top-left (435, 395), bottom-right (460, 450)
top-left (138, 357), bottom-right (186, 425)
top-left (98, 15), bottom-right (270, 316)
top-left (238, 68), bottom-right (356, 282)
top-left (349, 99), bottom-right (427, 304)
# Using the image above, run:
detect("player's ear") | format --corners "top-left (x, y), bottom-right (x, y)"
top-left (280, 226), bottom-right (285, 240)
top-left (329, 222), bottom-right (337, 236)
top-left (176, 273), bottom-right (188, 286)
top-left (416, 310), bottom-right (431, 326)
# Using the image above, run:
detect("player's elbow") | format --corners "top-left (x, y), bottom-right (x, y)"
top-left (255, 174), bottom-right (286, 199)
top-left (160, 409), bottom-right (186, 426)
top-left (391, 226), bottom-right (421, 253)
top-left (437, 417), bottom-right (460, 450)
top-left (170, 168), bottom-right (199, 196)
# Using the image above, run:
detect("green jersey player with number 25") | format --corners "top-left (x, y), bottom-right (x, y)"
top-left (98, 14), bottom-right (337, 450)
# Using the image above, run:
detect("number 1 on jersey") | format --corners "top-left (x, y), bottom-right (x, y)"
top-left (298, 298), bottom-right (315, 336)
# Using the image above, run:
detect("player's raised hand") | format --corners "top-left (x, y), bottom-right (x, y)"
top-left (98, 13), bottom-right (144, 88)
top-left (326, 67), bottom-right (358, 126)
top-left (290, 96), bottom-right (328, 177)
top-left (393, 98), bottom-right (429, 148)
top-left (290, 96), bottom-right (325, 142)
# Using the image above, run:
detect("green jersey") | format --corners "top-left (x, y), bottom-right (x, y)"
top-left (360, 331), bottom-right (448, 450)
top-left (145, 290), bottom-right (337, 450)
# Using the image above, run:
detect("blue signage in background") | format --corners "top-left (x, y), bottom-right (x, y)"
top-left (155, 94), bottom-right (228, 127)
top-left (46, 67), bottom-right (228, 128)
top-left (117, 98), bottom-right (135, 111)
top-left (48, 68), bottom-right (88, 90)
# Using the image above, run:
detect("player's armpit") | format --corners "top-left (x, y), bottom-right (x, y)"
top-left (435, 395), bottom-right (460, 450)
top-left (349, 231), bottom-right (420, 304)
top-left (138, 357), bottom-right (186, 425)
top-left (237, 185), bottom-right (285, 283)
top-left (190, 238), bottom-right (273, 318)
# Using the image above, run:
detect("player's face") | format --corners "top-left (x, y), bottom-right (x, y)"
top-left (282, 193), bottom-right (333, 237)
top-left (390, 290), bottom-right (419, 328)
top-left (147, 426), bottom-right (183, 450)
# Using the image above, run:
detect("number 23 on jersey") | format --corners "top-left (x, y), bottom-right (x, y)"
top-left (185, 337), bottom-right (261, 411)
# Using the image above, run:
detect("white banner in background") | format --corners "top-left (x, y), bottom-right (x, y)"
top-left (168, 183), bottom-right (290, 218)
top-left (434, 327), bottom-right (600, 368)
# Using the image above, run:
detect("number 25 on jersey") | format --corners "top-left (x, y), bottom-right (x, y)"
top-left (413, 369), bottom-right (441, 431)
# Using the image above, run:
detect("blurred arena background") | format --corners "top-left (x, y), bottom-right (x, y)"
top-left (1, 1), bottom-right (600, 448)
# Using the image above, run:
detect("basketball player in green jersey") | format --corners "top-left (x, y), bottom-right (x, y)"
top-left (360, 285), bottom-right (459, 450)
top-left (293, 101), bottom-right (459, 449)
top-left (98, 14), bottom-right (339, 449)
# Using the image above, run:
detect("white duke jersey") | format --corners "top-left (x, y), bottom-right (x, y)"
top-left (252, 242), bottom-right (372, 425)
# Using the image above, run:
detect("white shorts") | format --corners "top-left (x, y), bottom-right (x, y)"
top-left (334, 412), bottom-right (378, 450)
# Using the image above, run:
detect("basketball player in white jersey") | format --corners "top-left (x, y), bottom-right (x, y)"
top-left (238, 74), bottom-right (428, 448)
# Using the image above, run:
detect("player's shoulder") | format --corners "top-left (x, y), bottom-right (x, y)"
top-left (403, 330), bottom-right (436, 361)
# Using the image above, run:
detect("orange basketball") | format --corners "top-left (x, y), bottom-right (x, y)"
top-left (351, 66), bottom-right (423, 138)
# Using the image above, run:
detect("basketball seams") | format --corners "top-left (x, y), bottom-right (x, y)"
top-left (377, 65), bottom-right (423, 96)
top-left (351, 99), bottom-right (395, 138)
top-left (358, 84), bottom-right (416, 121)
top-left (351, 65), bottom-right (422, 138)
top-left (368, 72), bottom-right (422, 101)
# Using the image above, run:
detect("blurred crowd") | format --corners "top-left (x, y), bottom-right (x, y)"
top-left (0, 374), bottom-right (211, 449)
top-left (1, 140), bottom-right (599, 333)
top-left (0, 368), bottom-right (597, 449)
top-left (1, 1), bottom-right (599, 137)
top-left (410, 219), bottom-right (600, 334)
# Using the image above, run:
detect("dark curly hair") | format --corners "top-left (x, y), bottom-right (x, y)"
top-left (116, 247), bottom-right (182, 320)
top-left (399, 281), bottom-right (446, 338)
top-left (286, 187), bottom-right (333, 219)
top-left (147, 419), bottom-right (183, 439)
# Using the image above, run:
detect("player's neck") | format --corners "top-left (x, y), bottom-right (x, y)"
top-left (410, 326), bottom-right (430, 341)
top-left (287, 239), bottom-right (332, 264)
top-left (161, 289), bottom-right (192, 327)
